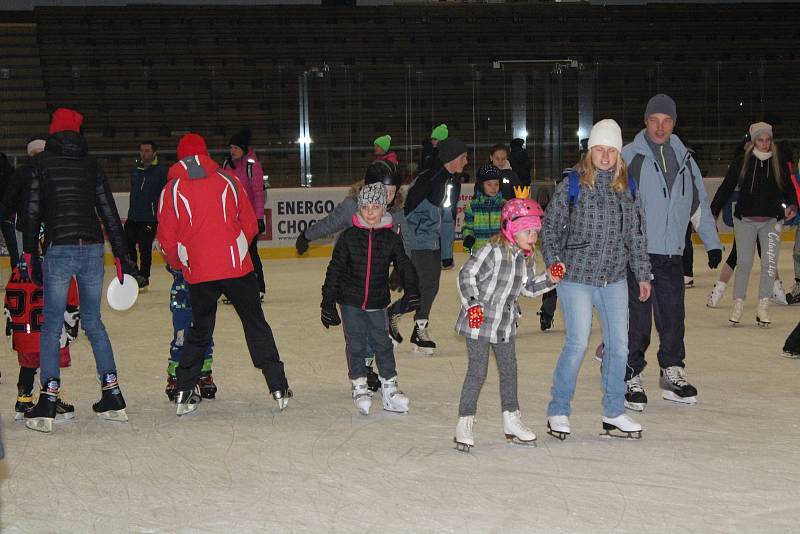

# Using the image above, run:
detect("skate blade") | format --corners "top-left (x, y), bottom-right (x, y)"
top-left (276, 398), bottom-right (289, 411)
top-left (453, 438), bottom-right (473, 453)
top-left (601, 427), bottom-right (642, 440)
top-left (782, 351), bottom-right (800, 359)
top-left (97, 409), bottom-right (129, 422)
top-left (546, 426), bottom-right (569, 441)
top-left (382, 404), bottom-right (408, 414)
top-left (411, 344), bottom-right (434, 355)
top-left (623, 401), bottom-right (645, 412)
top-left (14, 412), bottom-right (27, 421)
top-left (661, 391), bottom-right (697, 405)
top-left (55, 412), bottom-right (75, 422)
top-left (729, 320), bottom-right (740, 326)
top-left (199, 393), bottom-right (216, 400)
top-left (25, 417), bottom-right (53, 433)
top-left (756, 320), bottom-right (771, 328)
top-left (505, 434), bottom-right (537, 446)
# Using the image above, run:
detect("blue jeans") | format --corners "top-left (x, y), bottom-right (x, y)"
top-left (41, 244), bottom-right (117, 384)
top-left (547, 279), bottom-right (628, 418)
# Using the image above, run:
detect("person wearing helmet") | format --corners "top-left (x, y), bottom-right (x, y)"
top-left (453, 192), bottom-right (558, 452)
top-left (541, 119), bottom-right (651, 441)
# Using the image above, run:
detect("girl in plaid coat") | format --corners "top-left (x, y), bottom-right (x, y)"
top-left (453, 192), bottom-right (560, 452)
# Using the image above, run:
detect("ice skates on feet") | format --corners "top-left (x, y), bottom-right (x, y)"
top-left (388, 312), bottom-right (403, 347)
top-left (165, 376), bottom-right (177, 401)
top-left (756, 298), bottom-right (771, 327)
top-left (546, 415), bottom-right (571, 441)
top-left (198, 372), bottom-right (217, 399)
top-left (453, 416), bottom-right (474, 452)
top-left (55, 395), bottom-right (75, 421)
top-left (537, 310), bottom-right (554, 332)
top-left (707, 281), bottom-right (727, 308)
top-left (15, 387), bottom-right (34, 421)
top-left (272, 388), bottom-right (293, 411)
top-left (659, 366), bottom-right (697, 405)
top-left (786, 280), bottom-right (800, 305)
top-left (351, 377), bottom-right (373, 415)
top-left (772, 279), bottom-right (788, 305)
top-left (729, 298), bottom-right (744, 325)
top-left (601, 414), bottom-right (642, 439)
top-left (502, 410), bottom-right (536, 446)
top-left (24, 378), bottom-right (59, 433)
top-left (379, 377), bottom-right (409, 413)
top-left (176, 385), bottom-right (201, 416)
top-left (594, 342), bottom-right (605, 363)
top-left (624, 373), bottom-right (647, 412)
top-left (410, 320), bottom-right (436, 355)
top-left (93, 372), bottom-right (128, 422)
top-left (684, 276), bottom-right (694, 288)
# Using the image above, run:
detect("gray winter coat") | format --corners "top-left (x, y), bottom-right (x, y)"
top-left (542, 170), bottom-right (651, 286)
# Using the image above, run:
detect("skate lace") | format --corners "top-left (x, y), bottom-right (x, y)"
top-left (627, 374), bottom-right (644, 393)
top-left (792, 283), bottom-right (800, 297)
top-left (417, 327), bottom-right (431, 342)
top-left (664, 367), bottom-right (688, 387)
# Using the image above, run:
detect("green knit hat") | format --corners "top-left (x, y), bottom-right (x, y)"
top-left (374, 134), bottom-right (391, 152)
top-left (431, 124), bottom-right (449, 141)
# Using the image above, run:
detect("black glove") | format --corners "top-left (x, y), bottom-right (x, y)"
top-left (257, 219), bottom-right (266, 235)
top-left (20, 253), bottom-right (43, 286)
top-left (462, 235), bottom-right (476, 251)
top-left (707, 249), bottom-right (722, 269)
top-left (388, 268), bottom-right (403, 292)
top-left (295, 231), bottom-right (310, 256)
top-left (400, 293), bottom-right (421, 313)
top-left (321, 301), bottom-right (341, 329)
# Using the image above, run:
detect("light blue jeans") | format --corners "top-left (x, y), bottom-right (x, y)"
top-left (41, 244), bottom-right (117, 384)
top-left (547, 279), bottom-right (628, 418)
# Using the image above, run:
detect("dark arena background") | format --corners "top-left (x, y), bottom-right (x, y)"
top-left (2, 2), bottom-right (800, 532)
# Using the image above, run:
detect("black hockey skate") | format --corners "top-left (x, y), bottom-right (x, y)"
top-left (388, 312), bottom-right (403, 346)
top-left (624, 374), bottom-right (647, 412)
top-left (198, 372), bottom-right (218, 399)
top-left (24, 378), bottom-right (59, 433)
top-left (93, 372), bottom-right (129, 422)
top-left (659, 366), bottom-right (697, 405)
top-left (176, 385), bottom-right (202, 416)
top-left (366, 368), bottom-right (381, 393)
top-left (537, 310), bottom-right (554, 332)
top-left (165, 376), bottom-right (177, 401)
top-left (410, 322), bottom-right (436, 355)
top-left (55, 395), bottom-right (75, 421)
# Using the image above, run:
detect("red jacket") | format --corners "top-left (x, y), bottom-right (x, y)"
top-left (157, 154), bottom-right (258, 284)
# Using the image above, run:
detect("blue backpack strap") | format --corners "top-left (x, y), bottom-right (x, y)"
top-left (567, 170), bottom-right (580, 207)
top-left (627, 173), bottom-right (638, 199)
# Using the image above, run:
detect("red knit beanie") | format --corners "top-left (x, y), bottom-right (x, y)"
top-left (49, 108), bottom-right (84, 134)
top-left (176, 133), bottom-right (209, 159)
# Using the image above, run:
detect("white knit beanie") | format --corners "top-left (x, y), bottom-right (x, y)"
top-left (749, 121), bottom-right (773, 141)
top-left (588, 119), bottom-right (623, 152)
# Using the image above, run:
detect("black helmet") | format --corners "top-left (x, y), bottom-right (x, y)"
top-left (364, 160), bottom-right (401, 187)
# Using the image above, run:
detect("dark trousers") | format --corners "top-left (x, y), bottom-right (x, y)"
top-left (626, 254), bottom-right (685, 380)
top-left (540, 288), bottom-right (557, 319)
top-left (1, 220), bottom-right (18, 268)
top-left (410, 249), bottom-right (441, 321)
top-left (682, 224), bottom-right (693, 277)
top-left (177, 273), bottom-right (288, 393)
top-left (248, 236), bottom-right (266, 294)
top-left (124, 219), bottom-right (157, 279)
top-left (340, 304), bottom-right (396, 380)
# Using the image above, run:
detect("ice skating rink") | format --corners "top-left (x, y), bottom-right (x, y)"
top-left (1, 243), bottom-right (799, 533)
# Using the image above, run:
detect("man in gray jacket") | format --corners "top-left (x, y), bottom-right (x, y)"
top-left (622, 94), bottom-right (722, 411)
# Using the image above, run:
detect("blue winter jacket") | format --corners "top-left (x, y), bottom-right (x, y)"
top-left (622, 130), bottom-right (721, 256)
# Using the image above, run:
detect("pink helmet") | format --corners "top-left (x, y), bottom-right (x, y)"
top-left (501, 198), bottom-right (544, 247)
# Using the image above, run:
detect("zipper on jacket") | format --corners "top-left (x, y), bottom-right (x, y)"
top-left (362, 229), bottom-right (373, 309)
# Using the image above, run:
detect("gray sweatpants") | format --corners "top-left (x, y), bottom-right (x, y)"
top-left (410, 249), bottom-right (441, 321)
top-left (458, 337), bottom-right (519, 417)
top-left (733, 217), bottom-right (782, 299)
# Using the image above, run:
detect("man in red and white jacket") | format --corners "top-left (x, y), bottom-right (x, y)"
top-left (157, 133), bottom-right (291, 415)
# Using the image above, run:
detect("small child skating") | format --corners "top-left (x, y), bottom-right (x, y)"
top-left (461, 165), bottom-right (505, 255)
top-left (165, 265), bottom-right (215, 401)
top-left (453, 191), bottom-right (557, 451)
top-left (5, 265), bottom-right (80, 421)
top-left (320, 183), bottom-right (420, 415)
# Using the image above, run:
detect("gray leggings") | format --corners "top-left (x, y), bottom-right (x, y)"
top-left (733, 217), bottom-right (782, 299)
top-left (458, 337), bottom-right (519, 417)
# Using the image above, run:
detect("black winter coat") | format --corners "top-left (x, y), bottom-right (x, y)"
top-left (1, 163), bottom-right (34, 230)
top-left (24, 131), bottom-right (128, 258)
top-left (711, 153), bottom-right (794, 221)
top-left (128, 161), bottom-right (168, 222)
top-left (322, 213), bottom-right (418, 310)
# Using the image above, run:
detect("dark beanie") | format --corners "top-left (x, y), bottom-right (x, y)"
top-left (644, 94), bottom-right (677, 122)
top-left (229, 127), bottom-right (252, 152)
top-left (437, 137), bottom-right (467, 164)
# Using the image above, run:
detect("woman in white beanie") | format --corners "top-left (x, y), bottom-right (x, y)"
top-left (711, 122), bottom-right (796, 326)
top-left (541, 119), bottom-right (651, 440)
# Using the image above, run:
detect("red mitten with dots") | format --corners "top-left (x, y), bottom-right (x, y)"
top-left (467, 305), bottom-right (484, 329)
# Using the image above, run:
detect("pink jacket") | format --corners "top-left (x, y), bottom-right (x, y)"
top-left (223, 149), bottom-right (265, 219)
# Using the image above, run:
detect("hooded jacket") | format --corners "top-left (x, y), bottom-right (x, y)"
top-left (223, 148), bottom-right (265, 219)
top-left (462, 187), bottom-right (505, 253)
top-left (157, 154), bottom-right (258, 284)
top-left (24, 131), bottom-right (128, 258)
top-left (621, 130), bottom-right (721, 256)
top-left (128, 159), bottom-right (168, 222)
top-left (404, 162), bottom-right (461, 251)
top-left (321, 212), bottom-right (418, 311)
top-left (711, 152), bottom-right (794, 221)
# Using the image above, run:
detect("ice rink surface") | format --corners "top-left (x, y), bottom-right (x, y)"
top-left (1, 244), bottom-right (799, 533)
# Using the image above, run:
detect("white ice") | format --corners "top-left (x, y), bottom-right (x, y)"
top-left (1, 244), bottom-right (799, 532)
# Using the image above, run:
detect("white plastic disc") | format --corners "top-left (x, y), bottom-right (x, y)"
top-left (106, 274), bottom-right (139, 311)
